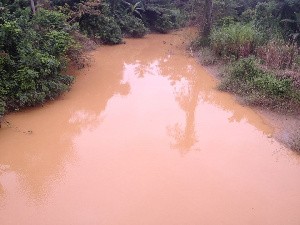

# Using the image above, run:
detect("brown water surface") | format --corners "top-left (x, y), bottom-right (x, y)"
top-left (1, 30), bottom-right (300, 225)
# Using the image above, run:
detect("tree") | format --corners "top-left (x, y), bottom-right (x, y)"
top-left (203, 0), bottom-right (213, 37)
top-left (30, 0), bottom-right (36, 14)
top-left (122, 0), bottom-right (143, 18)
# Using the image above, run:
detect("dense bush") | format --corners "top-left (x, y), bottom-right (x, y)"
top-left (0, 8), bottom-right (74, 115)
top-left (218, 57), bottom-right (300, 111)
top-left (52, 0), bottom-right (181, 41)
top-left (117, 14), bottom-right (148, 38)
top-left (79, 14), bottom-right (122, 44)
top-left (210, 23), bottom-right (263, 59)
top-left (145, 6), bottom-right (179, 33)
top-left (0, 0), bottom-right (183, 118)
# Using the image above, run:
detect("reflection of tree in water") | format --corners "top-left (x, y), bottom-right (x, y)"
top-left (167, 76), bottom-right (201, 155)
top-left (125, 50), bottom-right (204, 154)
top-left (122, 35), bottom-right (272, 155)
top-left (0, 184), bottom-right (3, 196)
top-left (0, 32), bottom-right (273, 201)
top-left (0, 166), bottom-right (6, 197)
top-left (129, 60), bottom-right (162, 78)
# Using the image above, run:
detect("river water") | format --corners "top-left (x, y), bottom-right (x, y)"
top-left (1, 30), bottom-right (300, 225)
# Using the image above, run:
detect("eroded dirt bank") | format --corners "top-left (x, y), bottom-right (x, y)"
top-left (0, 30), bottom-right (300, 225)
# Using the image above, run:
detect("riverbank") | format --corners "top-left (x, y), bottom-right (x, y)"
top-left (192, 50), bottom-right (300, 152)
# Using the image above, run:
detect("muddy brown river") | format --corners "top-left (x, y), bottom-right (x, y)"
top-left (1, 30), bottom-right (300, 225)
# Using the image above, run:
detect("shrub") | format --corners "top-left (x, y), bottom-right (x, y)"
top-left (218, 57), bottom-right (300, 111)
top-left (210, 23), bottom-right (263, 60)
top-left (215, 16), bottom-right (235, 27)
top-left (253, 2), bottom-right (282, 40)
top-left (145, 6), bottom-right (179, 33)
top-left (79, 14), bottom-right (122, 44)
top-left (117, 15), bottom-right (148, 38)
top-left (0, 8), bottom-right (75, 115)
top-left (241, 9), bottom-right (254, 23)
top-left (34, 8), bottom-right (68, 31)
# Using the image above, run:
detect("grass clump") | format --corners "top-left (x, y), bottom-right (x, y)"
top-left (218, 57), bottom-right (300, 111)
top-left (210, 23), bottom-right (263, 60)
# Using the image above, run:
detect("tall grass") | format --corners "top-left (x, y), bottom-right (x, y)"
top-left (210, 23), bottom-right (263, 59)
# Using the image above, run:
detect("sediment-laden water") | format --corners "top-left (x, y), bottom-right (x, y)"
top-left (1, 30), bottom-right (300, 225)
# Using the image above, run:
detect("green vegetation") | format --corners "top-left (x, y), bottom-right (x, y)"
top-left (0, 0), bottom-right (182, 119)
top-left (218, 57), bottom-right (300, 111)
top-left (117, 14), bottom-right (148, 38)
top-left (0, 6), bottom-right (74, 115)
top-left (188, 0), bottom-right (300, 152)
top-left (145, 6), bottom-right (180, 33)
top-left (189, 0), bottom-right (300, 112)
top-left (210, 23), bottom-right (262, 59)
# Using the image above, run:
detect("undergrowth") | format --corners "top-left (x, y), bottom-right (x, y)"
top-left (218, 57), bottom-right (300, 112)
top-left (117, 15), bottom-right (148, 38)
top-left (67, 31), bottom-right (97, 69)
top-left (210, 23), bottom-right (263, 60)
top-left (257, 39), bottom-right (299, 71)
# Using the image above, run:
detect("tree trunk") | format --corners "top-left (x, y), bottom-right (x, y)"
top-left (30, 0), bottom-right (40, 30)
top-left (203, 0), bottom-right (213, 37)
top-left (30, 0), bottom-right (36, 15)
top-left (37, 0), bottom-right (40, 11)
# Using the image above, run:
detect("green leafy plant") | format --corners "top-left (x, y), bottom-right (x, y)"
top-left (79, 14), bottom-right (122, 44)
top-left (218, 57), bottom-right (300, 111)
top-left (145, 6), bottom-right (179, 33)
top-left (0, 7), bottom-right (75, 116)
top-left (117, 14), bottom-right (148, 38)
top-left (122, 0), bottom-right (144, 18)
